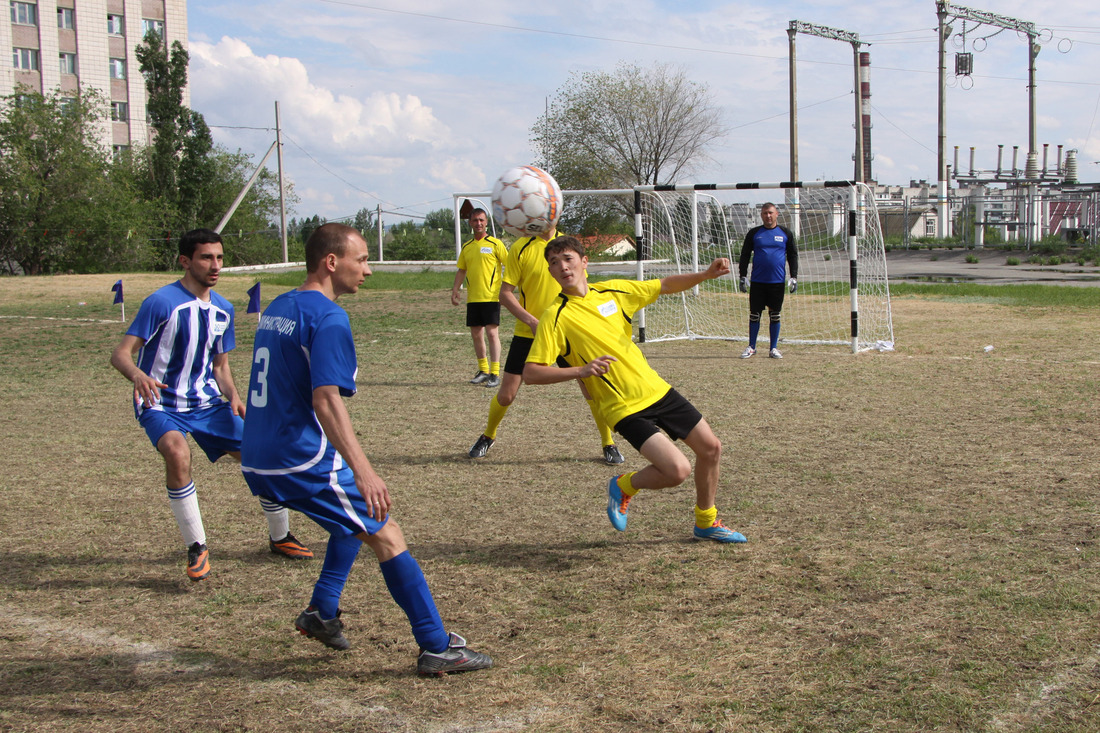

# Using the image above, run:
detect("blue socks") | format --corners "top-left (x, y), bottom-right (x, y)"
top-left (380, 551), bottom-right (449, 653)
top-left (309, 533), bottom-right (361, 619)
top-left (748, 319), bottom-right (761, 349)
top-left (769, 319), bottom-right (781, 350)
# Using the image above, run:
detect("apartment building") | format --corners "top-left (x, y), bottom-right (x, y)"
top-left (1, 0), bottom-right (188, 153)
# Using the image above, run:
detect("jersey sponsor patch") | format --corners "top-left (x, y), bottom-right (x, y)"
top-left (597, 299), bottom-right (619, 318)
top-left (212, 312), bottom-right (229, 335)
top-left (480, 246), bottom-right (493, 254)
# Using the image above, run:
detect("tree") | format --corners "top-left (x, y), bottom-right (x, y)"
top-left (0, 89), bottom-right (154, 274)
top-left (531, 62), bottom-right (727, 234)
top-left (135, 32), bottom-right (291, 267)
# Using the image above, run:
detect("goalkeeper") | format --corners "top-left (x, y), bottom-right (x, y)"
top-left (738, 202), bottom-right (798, 359)
top-left (523, 236), bottom-right (747, 544)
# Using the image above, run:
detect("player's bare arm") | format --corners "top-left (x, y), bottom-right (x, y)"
top-left (313, 384), bottom-right (391, 520)
top-left (659, 257), bottom-right (732, 295)
top-left (524, 356), bottom-right (617, 385)
top-left (211, 352), bottom-right (246, 418)
top-left (499, 283), bottom-right (539, 333)
top-left (450, 268), bottom-right (466, 306)
top-left (110, 333), bottom-right (167, 408)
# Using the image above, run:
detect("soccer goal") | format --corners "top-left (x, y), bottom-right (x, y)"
top-left (633, 181), bottom-right (893, 353)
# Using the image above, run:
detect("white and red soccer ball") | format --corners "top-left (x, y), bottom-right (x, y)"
top-left (490, 165), bottom-right (563, 238)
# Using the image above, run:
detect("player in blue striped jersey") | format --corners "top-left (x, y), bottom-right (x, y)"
top-left (111, 229), bottom-right (312, 582)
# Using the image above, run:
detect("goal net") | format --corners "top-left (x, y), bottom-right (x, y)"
top-left (451, 180), bottom-right (893, 353)
top-left (634, 182), bottom-right (893, 353)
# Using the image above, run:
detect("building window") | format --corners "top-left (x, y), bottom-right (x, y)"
top-left (111, 101), bottom-right (128, 122)
top-left (109, 58), bottom-right (125, 79)
top-left (57, 7), bottom-right (74, 29)
top-left (59, 52), bottom-right (77, 75)
top-left (112, 144), bottom-right (130, 160)
top-left (59, 96), bottom-right (77, 114)
top-left (107, 13), bottom-right (123, 35)
top-left (12, 48), bottom-right (39, 71)
top-left (10, 1), bottom-right (37, 25)
top-left (142, 18), bottom-right (164, 39)
top-left (924, 217), bottom-right (936, 236)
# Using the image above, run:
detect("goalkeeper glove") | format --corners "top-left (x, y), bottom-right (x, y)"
top-left (789, 278), bottom-right (797, 294)
top-left (739, 277), bottom-right (749, 294)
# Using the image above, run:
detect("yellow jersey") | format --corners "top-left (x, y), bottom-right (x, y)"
top-left (528, 279), bottom-right (670, 428)
top-left (503, 234), bottom-right (562, 339)
top-left (455, 235), bottom-right (507, 303)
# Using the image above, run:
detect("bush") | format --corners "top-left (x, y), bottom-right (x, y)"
top-left (965, 254), bottom-right (979, 264)
top-left (1006, 257), bottom-right (1020, 266)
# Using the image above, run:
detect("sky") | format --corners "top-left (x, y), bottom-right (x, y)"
top-left (187, 0), bottom-right (1100, 225)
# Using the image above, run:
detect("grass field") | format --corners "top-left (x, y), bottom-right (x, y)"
top-left (1, 272), bottom-right (1098, 732)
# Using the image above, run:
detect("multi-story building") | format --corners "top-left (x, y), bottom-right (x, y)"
top-left (0, 0), bottom-right (188, 154)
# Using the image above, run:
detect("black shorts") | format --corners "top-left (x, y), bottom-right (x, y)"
top-left (466, 301), bottom-right (500, 328)
top-left (614, 388), bottom-right (704, 452)
top-left (748, 281), bottom-right (786, 315)
top-left (505, 335), bottom-right (570, 376)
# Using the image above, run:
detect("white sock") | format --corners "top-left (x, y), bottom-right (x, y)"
top-left (259, 497), bottom-right (289, 541)
top-left (167, 482), bottom-right (205, 547)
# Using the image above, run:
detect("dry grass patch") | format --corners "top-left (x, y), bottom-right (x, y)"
top-left (0, 274), bottom-right (1097, 732)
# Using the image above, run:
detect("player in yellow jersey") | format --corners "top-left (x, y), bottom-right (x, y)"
top-left (523, 236), bottom-right (747, 543)
top-left (451, 208), bottom-right (508, 387)
top-left (467, 229), bottom-right (624, 464)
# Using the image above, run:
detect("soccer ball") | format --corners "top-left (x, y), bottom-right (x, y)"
top-left (490, 165), bottom-right (563, 238)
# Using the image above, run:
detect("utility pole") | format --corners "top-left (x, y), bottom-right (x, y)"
top-left (275, 101), bottom-right (288, 263)
top-left (935, 2), bottom-right (1039, 239)
top-left (788, 20), bottom-right (866, 184)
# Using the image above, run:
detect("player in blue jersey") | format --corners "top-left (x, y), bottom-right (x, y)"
top-left (241, 223), bottom-right (492, 675)
top-left (110, 229), bottom-right (312, 583)
top-left (737, 202), bottom-right (799, 359)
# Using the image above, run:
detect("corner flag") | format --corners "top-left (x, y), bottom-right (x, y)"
top-left (111, 279), bottom-right (125, 321)
top-left (247, 282), bottom-right (261, 314)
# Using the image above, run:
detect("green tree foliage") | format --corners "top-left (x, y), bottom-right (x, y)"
top-left (385, 210), bottom-right (455, 260)
top-left (531, 62), bottom-right (727, 235)
top-left (135, 32), bottom-right (290, 268)
top-left (0, 89), bottom-right (154, 274)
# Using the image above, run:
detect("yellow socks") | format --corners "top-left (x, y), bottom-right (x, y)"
top-left (477, 358), bottom-right (489, 373)
top-left (587, 398), bottom-right (615, 447)
top-left (485, 395), bottom-right (509, 439)
top-left (617, 472), bottom-right (640, 497)
top-left (490, 361), bottom-right (500, 376)
top-left (695, 505), bottom-right (718, 530)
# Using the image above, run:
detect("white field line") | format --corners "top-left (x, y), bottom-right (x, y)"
top-left (989, 644), bottom-right (1100, 731)
top-left (3, 603), bottom-right (204, 674)
top-left (0, 314), bottom-right (122, 324)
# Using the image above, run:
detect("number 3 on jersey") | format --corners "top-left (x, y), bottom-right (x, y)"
top-left (251, 346), bottom-right (270, 408)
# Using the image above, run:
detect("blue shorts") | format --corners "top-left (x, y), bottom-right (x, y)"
top-left (138, 402), bottom-right (242, 463)
top-left (242, 465), bottom-right (388, 538)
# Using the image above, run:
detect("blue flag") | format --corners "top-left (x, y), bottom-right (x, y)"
top-left (111, 279), bottom-right (124, 304)
top-left (247, 282), bottom-right (261, 313)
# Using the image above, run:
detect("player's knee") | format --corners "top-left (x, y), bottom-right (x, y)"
top-left (362, 519), bottom-right (408, 562)
top-left (770, 311), bottom-right (782, 323)
top-left (748, 312), bottom-right (761, 323)
top-left (157, 432), bottom-right (190, 466)
top-left (697, 435), bottom-right (722, 464)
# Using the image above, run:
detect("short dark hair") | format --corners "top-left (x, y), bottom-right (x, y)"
top-left (544, 235), bottom-right (586, 261)
top-left (179, 228), bottom-right (222, 258)
top-left (468, 208), bottom-right (488, 221)
top-left (305, 223), bottom-right (360, 272)
top-left (761, 202), bottom-right (778, 213)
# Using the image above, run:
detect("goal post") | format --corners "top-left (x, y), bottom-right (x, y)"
top-left (633, 181), bottom-right (893, 353)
